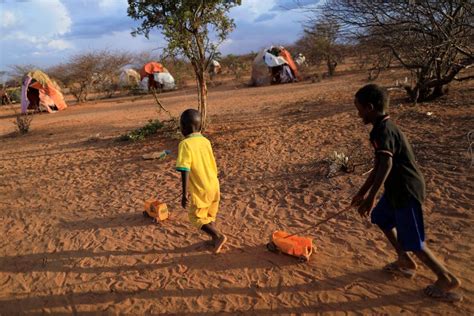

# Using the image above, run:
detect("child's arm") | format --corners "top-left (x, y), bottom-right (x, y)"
top-left (358, 153), bottom-right (392, 216)
top-left (180, 170), bottom-right (189, 209)
top-left (351, 167), bottom-right (376, 206)
top-left (176, 141), bottom-right (191, 209)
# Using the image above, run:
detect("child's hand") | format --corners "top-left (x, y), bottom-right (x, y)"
top-left (181, 195), bottom-right (188, 209)
top-left (357, 196), bottom-right (375, 217)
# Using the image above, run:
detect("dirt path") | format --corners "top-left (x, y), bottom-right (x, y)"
top-left (0, 73), bottom-right (472, 314)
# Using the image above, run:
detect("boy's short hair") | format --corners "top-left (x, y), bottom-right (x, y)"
top-left (355, 84), bottom-right (389, 113)
top-left (180, 108), bottom-right (201, 130)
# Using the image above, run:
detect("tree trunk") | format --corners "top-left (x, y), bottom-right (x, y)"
top-left (197, 71), bottom-right (208, 131)
top-left (431, 85), bottom-right (444, 99)
top-left (195, 75), bottom-right (202, 110)
top-left (412, 84), bottom-right (446, 103)
top-left (82, 83), bottom-right (90, 103)
top-left (327, 57), bottom-right (337, 76)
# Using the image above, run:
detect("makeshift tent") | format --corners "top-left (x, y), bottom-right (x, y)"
top-left (140, 77), bottom-right (149, 91)
top-left (119, 68), bottom-right (141, 87)
top-left (21, 70), bottom-right (67, 113)
top-left (153, 72), bottom-right (175, 91)
top-left (139, 62), bottom-right (176, 91)
top-left (250, 46), bottom-right (300, 86)
top-left (139, 62), bottom-right (164, 80)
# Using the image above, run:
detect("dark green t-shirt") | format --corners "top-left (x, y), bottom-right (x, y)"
top-left (370, 115), bottom-right (426, 208)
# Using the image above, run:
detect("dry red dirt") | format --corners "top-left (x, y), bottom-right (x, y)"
top-left (0, 71), bottom-right (473, 314)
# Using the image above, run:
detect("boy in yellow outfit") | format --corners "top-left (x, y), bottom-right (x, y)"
top-left (176, 109), bottom-right (227, 254)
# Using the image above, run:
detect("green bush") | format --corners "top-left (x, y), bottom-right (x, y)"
top-left (119, 119), bottom-right (164, 141)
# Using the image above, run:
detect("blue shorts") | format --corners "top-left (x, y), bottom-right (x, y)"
top-left (371, 195), bottom-right (425, 251)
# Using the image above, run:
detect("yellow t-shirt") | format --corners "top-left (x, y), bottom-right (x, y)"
top-left (176, 133), bottom-right (220, 208)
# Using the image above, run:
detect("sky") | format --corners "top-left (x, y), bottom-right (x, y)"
top-left (0, 0), bottom-right (319, 70)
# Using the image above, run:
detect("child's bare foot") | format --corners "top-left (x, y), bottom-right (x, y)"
top-left (383, 262), bottom-right (416, 278)
top-left (399, 252), bottom-right (417, 269)
top-left (425, 272), bottom-right (462, 302)
top-left (214, 234), bottom-right (227, 254)
top-left (383, 255), bottom-right (417, 278)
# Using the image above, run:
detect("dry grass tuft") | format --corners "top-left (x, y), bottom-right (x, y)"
top-left (13, 113), bottom-right (33, 134)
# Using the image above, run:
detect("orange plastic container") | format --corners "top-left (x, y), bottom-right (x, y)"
top-left (144, 199), bottom-right (169, 222)
top-left (270, 230), bottom-right (313, 261)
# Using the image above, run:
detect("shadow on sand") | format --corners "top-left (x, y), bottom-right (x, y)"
top-left (0, 259), bottom-right (434, 314)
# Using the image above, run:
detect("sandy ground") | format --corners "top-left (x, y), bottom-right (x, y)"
top-left (0, 71), bottom-right (473, 315)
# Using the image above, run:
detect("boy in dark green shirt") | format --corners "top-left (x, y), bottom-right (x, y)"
top-left (351, 84), bottom-right (461, 302)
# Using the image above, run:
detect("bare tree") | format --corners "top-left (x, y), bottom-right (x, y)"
top-left (7, 64), bottom-right (37, 84)
top-left (50, 50), bottom-right (131, 102)
top-left (220, 53), bottom-right (253, 81)
top-left (132, 51), bottom-right (161, 69)
top-left (303, 15), bottom-right (343, 76)
top-left (355, 38), bottom-right (393, 81)
top-left (94, 51), bottom-right (132, 98)
top-left (321, 0), bottom-right (474, 102)
top-left (127, 0), bottom-right (241, 129)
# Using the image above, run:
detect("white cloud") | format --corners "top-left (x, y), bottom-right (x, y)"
top-left (1, 10), bottom-right (16, 28)
top-left (220, 38), bottom-right (234, 50)
top-left (0, 0), bottom-right (310, 69)
top-left (73, 30), bottom-right (164, 54)
top-left (98, 0), bottom-right (127, 11)
top-left (47, 39), bottom-right (74, 50)
top-left (270, 0), bottom-right (319, 11)
top-left (0, 0), bottom-right (74, 66)
top-left (230, 0), bottom-right (275, 22)
top-left (98, 0), bottom-right (114, 8)
top-left (1, 0), bottom-right (72, 43)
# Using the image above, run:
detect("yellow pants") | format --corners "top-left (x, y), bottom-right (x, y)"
top-left (189, 201), bottom-right (219, 229)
